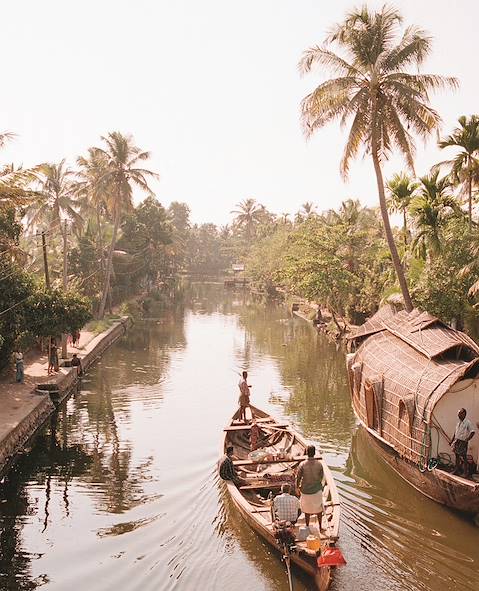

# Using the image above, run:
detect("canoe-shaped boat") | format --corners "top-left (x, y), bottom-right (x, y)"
top-left (222, 405), bottom-right (341, 590)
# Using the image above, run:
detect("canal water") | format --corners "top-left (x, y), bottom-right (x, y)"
top-left (0, 283), bottom-right (478, 591)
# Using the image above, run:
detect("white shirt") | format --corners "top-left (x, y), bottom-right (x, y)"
top-left (274, 493), bottom-right (300, 522)
top-left (454, 418), bottom-right (474, 441)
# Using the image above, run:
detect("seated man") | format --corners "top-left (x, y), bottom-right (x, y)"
top-left (273, 483), bottom-right (301, 524)
top-left (70, 353), bottom-right (83, 376)
top-left (218, 446), bottom-right (242, 486)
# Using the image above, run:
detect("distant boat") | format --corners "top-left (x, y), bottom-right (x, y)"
top-left (222, 405), bottom-right (341, 590)
top-left (347, 306), bottom-right (479, 514)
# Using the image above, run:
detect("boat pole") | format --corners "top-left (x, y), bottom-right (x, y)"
top-left (283, 546), bottom-right (294, 591)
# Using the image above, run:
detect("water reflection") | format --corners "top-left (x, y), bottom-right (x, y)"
top-left (0, 411), bottom-right (92, 590)
top-left (0, 283), bottom-right (478, 591)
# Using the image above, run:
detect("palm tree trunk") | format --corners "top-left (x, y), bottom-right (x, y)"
top-left (98, 204), bottom-right (120, 319)
top-left (403, 209), bottom-right (408, 248)
top-left (96, 203), bottom-right (105, 274)
top-left (371, 130), bottom-right (413, 312)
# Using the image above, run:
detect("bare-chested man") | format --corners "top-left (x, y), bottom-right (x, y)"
top-left (238, 370), bottom-right (251, 422)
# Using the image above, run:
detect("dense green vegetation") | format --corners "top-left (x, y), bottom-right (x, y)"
top-left (0, 132), bottom-right (191, 366)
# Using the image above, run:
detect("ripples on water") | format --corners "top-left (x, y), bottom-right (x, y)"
top-left (0, 283), bottom-right (478, 591)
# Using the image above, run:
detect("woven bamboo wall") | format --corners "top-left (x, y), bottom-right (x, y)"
top-left (348, 308), bottom-right (479, 464)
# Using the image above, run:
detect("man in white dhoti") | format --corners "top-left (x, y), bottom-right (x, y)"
top-left (296, 445), bottom-right (324, 531)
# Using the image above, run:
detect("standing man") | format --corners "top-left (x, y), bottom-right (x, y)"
top-left (238, 370), bottom-right (251, 423)
top-left (450, 408), bottom-right (475, 477)
top-left (13, 350), bottom-right (24, 384)
top-left (296, 445), bottom-right (324, 532)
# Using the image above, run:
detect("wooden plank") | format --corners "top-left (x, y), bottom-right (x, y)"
top-left (239, 482), bottom-right (286, 490)
top-left (233, 455), bottom-right (321, 466)
top-left (224, 422), bottom-right (288, 432)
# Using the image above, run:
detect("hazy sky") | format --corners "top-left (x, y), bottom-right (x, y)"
top-left (1, 1), bottom-right (477, 225)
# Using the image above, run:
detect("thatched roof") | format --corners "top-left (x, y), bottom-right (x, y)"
top-left (351, 308), bottom-right (479, 360)
top-left (348, 308), bottom-right (479, 461)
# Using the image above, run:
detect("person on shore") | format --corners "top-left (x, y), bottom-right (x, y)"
top-left (70, 353), bottom-right (83, 376)
top-left (296, 444), bottom-right (324, 531)
top-left (238, 370), bottom-right (251, 423)
top-left (273, 483), bottom-right (301, 524)
top-left (72, 330), bottom-right (80, 347)
top-left (450, 408), bottom-right (475, 476)
top-left (48, 343), bottom-right (59, 375)
top-left (218, 446), bottom-right (242, 486)
top-left (14, 351), bottom-right (24, 383)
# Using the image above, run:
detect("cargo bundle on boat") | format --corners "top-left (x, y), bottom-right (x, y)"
top-left (347, 306), bottom-right (479, 513)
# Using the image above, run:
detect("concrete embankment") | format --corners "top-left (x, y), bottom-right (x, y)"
top-left (0, 316), bottom-right (131, 476)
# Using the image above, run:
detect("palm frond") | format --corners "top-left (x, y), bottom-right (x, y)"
top-left (298, 46), bottom-right (362, 78)
top-left (300, 77), bottom-right (358, 138)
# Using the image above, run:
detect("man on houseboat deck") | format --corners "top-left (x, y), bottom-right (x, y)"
top-left (296, 445), bottom-right (324, 532)
top-left (450, 408), bottom-right (475, 477)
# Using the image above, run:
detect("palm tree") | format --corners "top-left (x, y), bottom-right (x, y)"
top-left (299, 5), bottom-right (457, 312)
top-left (386, 172), bottom-right (418, 247)
top-left (409, 171), bottom-right (457, 259)
top-left (95, 132), bottom-right (158, 319)
top-left (76, 148), bottom-right (112, 280)
top-left (231, 198), bottom-right (264, 239)
top-left (295, 201), bottom-right (317, 223)
top-left (437, 115), bottom-right (479, 229)
top-left (25, 160), bottom-right (81, 234)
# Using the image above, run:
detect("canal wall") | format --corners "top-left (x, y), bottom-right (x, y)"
top-left (0, 316), bottom-right (131, 476)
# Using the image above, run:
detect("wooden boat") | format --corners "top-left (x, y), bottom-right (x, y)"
top-left (347, 306), bottom-right (479, 514)
top-left (222, 405), bottom-right (341, 590)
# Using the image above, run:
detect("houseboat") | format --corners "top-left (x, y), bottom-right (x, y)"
top-left (347, 306), bottom-right (479, 514)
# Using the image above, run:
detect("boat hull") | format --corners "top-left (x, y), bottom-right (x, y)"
top-left (354, 416), bottom-right (479, 514)
top-left (226, 480), bottom-right (331, 590)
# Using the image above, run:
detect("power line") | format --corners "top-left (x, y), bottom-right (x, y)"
top-left (0, 294), bottom-right (32, 318)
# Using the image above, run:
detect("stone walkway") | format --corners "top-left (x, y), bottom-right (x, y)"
top-left (0, 330), bottom-right (95, 388)
top-left (0, 320), bottom-right (128, 475)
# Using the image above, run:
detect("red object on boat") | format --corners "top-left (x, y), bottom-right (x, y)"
top-left (317, 548), bottom-right (346, 567)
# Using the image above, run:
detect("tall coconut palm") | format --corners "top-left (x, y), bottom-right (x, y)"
top-left (386, 172), bottom-right (418, 247)
top-left (409, 171), bottom-right (457, 259)
top-left (25, 160), bottom-right (82, 356)
top-left (231, 198), bottom-right (264, 239)
top-left (76, 148), bottom-right (112, 279)
top-left (95, 132), bottom-right (158, 319)
top-left (437, 115), bottom-right (479, 229)
top-left (299, 5), bottom-right (457, 311)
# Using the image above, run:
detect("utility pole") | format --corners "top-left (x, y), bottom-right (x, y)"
top-left (42, 231), bottom-right (50, 289)
top-left (61, 220), bottom-right (68, 359)
top-left (42, 230), bottom-right (52, 366)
